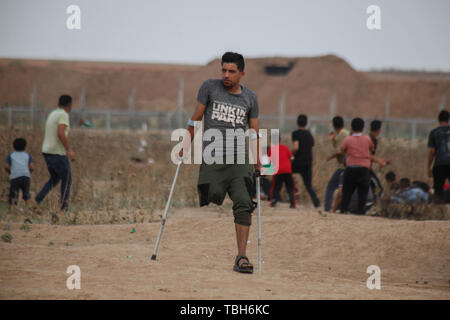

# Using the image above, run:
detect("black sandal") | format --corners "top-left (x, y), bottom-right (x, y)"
top-left (233, 255), bottom-right (254, 274)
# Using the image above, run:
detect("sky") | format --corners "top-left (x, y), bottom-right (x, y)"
top-left (1, 0), bottom-right (449, 71)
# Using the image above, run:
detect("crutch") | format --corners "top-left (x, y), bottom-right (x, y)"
top-left (255, 172), bottom-right (262, 274)
top-left (151, 158), bottom-right (183, 261)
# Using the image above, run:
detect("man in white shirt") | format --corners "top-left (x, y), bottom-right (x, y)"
top-left (35, 95), bottom-right (76, 217)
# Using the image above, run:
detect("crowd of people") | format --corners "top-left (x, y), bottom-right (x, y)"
top-left (5, 102), bottom-right (450, 218)
top-left (260, 110), bottom-right (450, 214)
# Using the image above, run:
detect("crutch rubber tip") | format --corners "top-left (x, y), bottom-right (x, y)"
top-left (151, 255), bottom-right (157, 261)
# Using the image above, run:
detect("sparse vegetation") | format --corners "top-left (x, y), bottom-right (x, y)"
top-left (1, 232), bottom-right (13, 243)
top-left (0, 128), bottom-right (447, 224)
top-left (20, 224), bottom-right (31, 232)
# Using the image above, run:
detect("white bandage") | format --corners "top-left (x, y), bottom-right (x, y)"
top-left (187, 119), bottom-right (196, 127)
top-left (249, 132), bottom-right (261, 140)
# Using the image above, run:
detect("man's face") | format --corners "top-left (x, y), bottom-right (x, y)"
top-left (372, 129), bottom-right (381, 137)
top-left (221, 63), bottom-right (244, 88)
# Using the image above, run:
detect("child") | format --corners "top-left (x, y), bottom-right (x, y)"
top-left (268, 135), bottom-right (296, 208)
top-left (339, 118), bottom-right (374, 215)
top-left (4, 138), bottom-right (34, 211)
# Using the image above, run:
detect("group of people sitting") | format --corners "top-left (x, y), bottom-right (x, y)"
top-left (384, 171), bottom-right (431, 205)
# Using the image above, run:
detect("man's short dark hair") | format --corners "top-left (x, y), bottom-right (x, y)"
top-left (297, 114), bottom-right (308, 127)
top-left (370, 120), bottom-right (382, 132)
top-left (332, 116), bottom-right (344, 130)
top-left (58, 95), bottom-right (72, 107)
top-left (221, 52), bottom-right (245, 72)
top-left (385, 171), bottom-right (396, 182)
top-left (438, 110), bottom-right (449, 122)
top-left (13, 138), bottom-right (27, 151)
top-left (351, 117), bottom-right (364, 132)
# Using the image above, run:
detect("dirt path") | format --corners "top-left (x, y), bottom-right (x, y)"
top-left (1, 204), bottom-right (449, 299)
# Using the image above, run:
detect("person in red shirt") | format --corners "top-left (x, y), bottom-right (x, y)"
top-left (339, 117), bottom-right (374, 215)
top-left (444, 181), bottom-right (450, 190)
top-left (268, 137), bottom-right (296, 208)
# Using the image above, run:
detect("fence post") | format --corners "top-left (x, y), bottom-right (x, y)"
top-left (385, 94), bottom-right (390, 137)
top-left (177, 77), bottom-right (184, 129)
top-left (7, 107), bottom-right (12, 128)
top-left (80, 87), bottom-right (86, 126)
top-left (30, 85), bottom-right (37, 129)
top-left (439, 94), bottom-right (446, 111)
top-left (278, 92), bottom-right (286, 133)
top-left (329, 92), bottom-right (337, 119)
top-left (128, 88), bottom-right (136, 130)
top-left (106, 111), bottom-right (111, 133)
top-left (411, 120), bottom-right (417, 140)
top-left (167, 112), bottom-right (171, 131)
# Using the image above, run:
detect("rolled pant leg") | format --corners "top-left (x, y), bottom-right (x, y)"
top-left (228, 176), bottom-right (254, 226)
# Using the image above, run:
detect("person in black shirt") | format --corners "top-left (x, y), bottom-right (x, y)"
top-left (427, 110), bottom-right (450, 203)
top-left (291, 114), bottom-right (320, 208)
top-left (369, 120), bottom-right (382, 155)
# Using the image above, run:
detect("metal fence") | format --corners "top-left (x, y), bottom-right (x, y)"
top-left (0, 106), bottom-right (437, 140)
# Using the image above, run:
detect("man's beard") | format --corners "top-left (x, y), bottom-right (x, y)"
top-left (222, 79), bottom-right (233, 88)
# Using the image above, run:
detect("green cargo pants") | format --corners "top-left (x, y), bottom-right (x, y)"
top-left (197, 163), bottom-right (256, 226)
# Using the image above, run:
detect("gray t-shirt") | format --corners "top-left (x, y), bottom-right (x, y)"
top-left (197, 79), bottom-right (259, 163)
top-left (6, 151), bottom-right (32, 179)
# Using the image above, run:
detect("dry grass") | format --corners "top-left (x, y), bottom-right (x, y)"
top-left (0, 128), bottom-right (199, 224)
top-left (0, 128), bottom-right (448, 224)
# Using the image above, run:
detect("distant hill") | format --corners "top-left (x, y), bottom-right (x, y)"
top-left (1, 56), bottom-right (449, 118)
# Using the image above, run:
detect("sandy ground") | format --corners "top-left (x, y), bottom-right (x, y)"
top-left (0, 202), bottom-right (449, 300)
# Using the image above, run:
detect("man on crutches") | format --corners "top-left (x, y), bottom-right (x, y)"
top-left (182, 52), bottom-right (261, 273)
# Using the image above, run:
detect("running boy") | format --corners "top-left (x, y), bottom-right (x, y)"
top-left (5, 138), bottom-right (34, 211)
